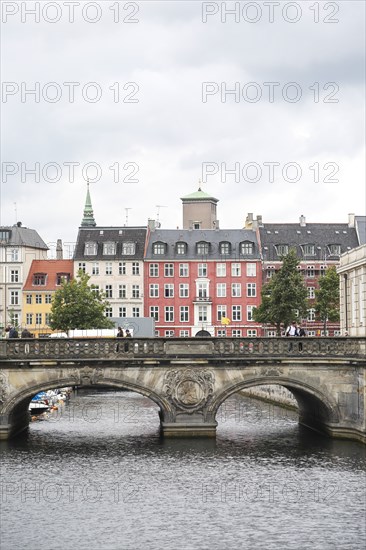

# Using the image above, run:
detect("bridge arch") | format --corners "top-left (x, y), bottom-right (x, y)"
top-left (209, 377), bottom-right (341, 433)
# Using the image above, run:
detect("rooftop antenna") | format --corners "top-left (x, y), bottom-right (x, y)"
top-left (156, 205), bottom-right (167, 225)
top-left (124, 208), bottom-right (132, 226)
top-left (14, 202), bottom-right (17, 223)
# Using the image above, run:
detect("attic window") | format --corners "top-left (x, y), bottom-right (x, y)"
top-left (276, 244), bottom-right (288, 256)
top-left (33, 273), bottom-right (46, 286)
top-left (328, 244), bottom-right (341, 256)
top-left (0, 230), bottom-right (11, 242)
top-left (197, 241), bottom-right (209, 255)
top-left (119, 230), bottom-right (123, 235)
top-left (219, 242), bottom-right (231, 255)
top-left (84, 241), bottom-right (97, 255)
top-left (56, 273), bottom-right (70, 285)
top-left (303, 244), bottom-right (315, 256)
top-left (99, 230), bottom-right (104, 235)
top-left (103, 241), bottom-right (116, 255)
top-left (240, 241), bottom-right (254, 255)
top-left (153, 242), bottom-right (166, 255)
top-left (122, 242), bottom-right (136, 255)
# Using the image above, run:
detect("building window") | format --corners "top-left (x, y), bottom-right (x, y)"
top-left (132, 285), bottom-right (140, 299)
top-left (220, 242), bottom-right (231, 255)
top-left (232, 305), bottom-right (242, 321)
top-left (176, 242), bottom-right (187, 255)
top-left (56, 273), bottom-right (70, 285)
top-left (150, 263), bottom-right (159, 277)
top-left (149, 284), bottom-right (159, 298)
top-left (10, 290), bottom-right (19, 305)
top-left (180, 306), bottom-right (189, 322)
top-left (105, 307), bottom-right (113, 318)
top-left (217, 305), bottom-right (227, 321)
top-left (45, 294), bottom-right (52, 304)
top-left (10, 270), bottom-right (19, 283)
top-left (91, 285), bottom-right (99, 295)
top-left (319, 265), bottom-right (326, 277)
top-left (105, 285), bottom-right (113, 298)
top-left (216, 263), bottom-right (226, 277)
top-left (246, 263), bottom-right (256, 277)
top-left (165, 330), bottom-right (175, 337)
top-left (26, 313), bottom-right (33, 324)
top-left (198, 263), bottom-right (207, 277)
top-left (118, 285), bottom-right (126, 299)
top-left (232, 283), bottom-right (241, 297)
top-left (103, 242), bottom-right (116, 255)
top-left (35, 294), bottom-right (42, 304)
top-left (105, 263), bottom-right (113, 275)
top-left (78, 263), bottom-right (86, 273)
top-left (84, 241), bottom-right (97, 255)
top-left (165, 306), bottom-right (174, 322)
top-left (267, 266), bottom-right (275, 278)
top-left (45, 313), bottom-right (51, 325)
top-left (119, 262), bottom-right (126, 275)
top-left (247, 283), bottom-right (256, 297)
top-left (328, 244), bottom-right (341, 256)
top-left (10, 249), bottom-right (19, 262)
top-left (217, 329), bottom-right (226, 337)
top-left (216, 283), bottom-right (226, 298)
top-left (35, 313), bottom-right (42, 324)
top-left (26, 294), bottom-right (32, 304)
top-left (164, 284), bottom-right (174, 298)
top-left (232, 263), bottom-right (241, 277)
top-left (307, 286), bottom-right (315, 299)
top-left (179, 263), bottom-right (189, 277)
top-left (246, 305), bottom-right (254, 321)
top-left (92, 262), bottom-right (99, 275)
top-left (153, 242), bottom-right (165, 255)
top-left (33, 273), bottom-right (46, 285)
top-left (247, 329), bottom-right (257, 338)
top-left (132, 262), bottom-right (140, 275)
top-left (180, 330), bottom-right (190, 337)
top-left (122, 242), bottom-right (136, 255)
top-left (198, 305), bottom-right (208, 322)
top-left (197, 282), bottom-right (208, 299)
top-left (179, 284), bottom-right (189, 298)
top-left (197, 241), bottom-right (209, 255)
top-left (132, 307), bottom-right (140, 317)
top-left (150, 306), bottom-right (159, 321)
top-left (307, 308), bottom-right (316, 321)
top-left (232, 329), bottom-right (242, 338)
top-left (119, 307), bottom-right (127, 317)
top-left (164, 263), bottom-right (174, 277)
top-left (303, 244), bottom-right (315, 256)
top-left (276, 244), bottom-right (289, 256)
top-left (240, 242), bottom-right (254, 255)
top-left (307, 266), bottom-right (315, 278)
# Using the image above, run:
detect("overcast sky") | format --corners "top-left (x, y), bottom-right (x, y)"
top-left (1, 1), bottom-right (365, 257)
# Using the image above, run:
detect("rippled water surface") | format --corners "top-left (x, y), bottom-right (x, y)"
top-left (1, 390), bottom-right (365, 550)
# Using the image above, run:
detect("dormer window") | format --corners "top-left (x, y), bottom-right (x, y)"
top-left (56, 273), bottom-right (70, 285)
top-left (33, 273), bottom-right (46, 286)
top-left (193, 222), bottom-right (201, 230)
top-left (240, 241), bottom-right (254, 255)
top-left (103, 241), bottom-right (116, 255)
top-left (328, 244), bottom-right (341, 256)
top-left (219, 242), bottom-right (231, 255)
top-left (176, 242), bottom-right (187, 255)
top-left (0, 230), bottom-right (11, 242)
top-left (276, 244), bottom-right (288, 256)
top-left (303, 244), bottom-right (315, 256)
top-left (153, 242), bottom-right (166, 255)
top-left (122, 242), bottom-right (136, 255)
top-left (84, 241), bottom-right (97, 255)
top-left (197, 241), bottom-right (209, 255)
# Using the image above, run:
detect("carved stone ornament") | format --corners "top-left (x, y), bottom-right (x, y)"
top-left (261, 367), bottom-right (284, 378)
top-left (0, 371), bottom-right (10, 405)
top-left (164, 368), bottom-right (215, 412)
top-left (80, 366), bottom-right (104, 385)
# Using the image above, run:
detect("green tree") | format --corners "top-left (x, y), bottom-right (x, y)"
top-left (253, 249), bottom-right (308, 335)
top-left (49, 271), bottom-right (114, 332)
top-left (314, 266), bottom-right (340, 335)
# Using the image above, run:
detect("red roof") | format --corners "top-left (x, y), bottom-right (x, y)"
top-left (23, 260), bottom-right (73, 291)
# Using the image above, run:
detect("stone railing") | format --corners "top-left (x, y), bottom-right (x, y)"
top-left (0, 337), bottom-right (365, 362)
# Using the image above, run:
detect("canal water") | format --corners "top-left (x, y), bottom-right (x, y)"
top-left (1, 390), bottom-right (365, 550)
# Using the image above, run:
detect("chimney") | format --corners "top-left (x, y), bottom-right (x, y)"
top-left (348, 213), bottom-right (355, 227)
top-left (56, 239), bottom-right (63, 260)
top-left (148, 219), bottom-right (157, 231)
top-left (256, 215), bottom-right (263, 227)
top-left (213, 219), bottom-right (220, 230)
top-left (299, 215), bottom-right (306, 227)
top-left (245, 213), bottom-right (254, 228)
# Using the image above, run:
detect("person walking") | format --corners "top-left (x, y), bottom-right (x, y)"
top-left (285, 321), bottom-right (297, 337)
top-left (117, 327), bottom-right (125, 338)
top-left (9, 326), bottom-right (19, 338)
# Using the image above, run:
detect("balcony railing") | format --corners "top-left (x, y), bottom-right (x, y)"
top-left (193, 296), bottom-right (212, 302)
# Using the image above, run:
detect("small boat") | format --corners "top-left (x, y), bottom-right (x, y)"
top-left (28, 392), bottom-right (50, 415)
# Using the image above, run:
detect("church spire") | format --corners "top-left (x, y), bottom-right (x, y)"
top-left (81, 180), bottom-right (96, 227)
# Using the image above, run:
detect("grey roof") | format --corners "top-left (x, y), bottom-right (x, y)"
top-left (259, 223), bottom-right (359, 262)
top-left (355, 216), bottom-right (366, 245)
top-left (73, 226), bottom-right (147, 260)
top-left (145, 229), bottom-right (260, 260)
top-left (0, 225), bottom-right (48, 249)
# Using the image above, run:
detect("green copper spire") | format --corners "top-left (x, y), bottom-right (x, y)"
top-left (81, 181), bottom-right (96, 227)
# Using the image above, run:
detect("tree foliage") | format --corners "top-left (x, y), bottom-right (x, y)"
top-left (253, 249), bottom-right (308, 335)
top-left (314, 266), bottom-right (340, 333)
top-left (49, 271), bottom-right (114, 332)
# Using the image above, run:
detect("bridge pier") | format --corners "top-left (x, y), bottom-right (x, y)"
top-left (161, 419), bottom-right (217, 437)
top-left (0, 408), bottom-right (29, 440)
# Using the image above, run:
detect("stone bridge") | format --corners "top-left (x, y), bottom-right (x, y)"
top-left (0, 337), bottom-right (365, 443)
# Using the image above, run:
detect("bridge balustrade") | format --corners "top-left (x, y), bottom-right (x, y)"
top-left (0, 337), bottom-right (364, 362)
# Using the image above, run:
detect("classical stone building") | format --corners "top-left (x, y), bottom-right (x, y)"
top-left (0, 223), bottom-right (48, 333)
top-left (337, 244), bottom-right (366, 337)
top-left (73, 184), bottom-right (147, 320)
